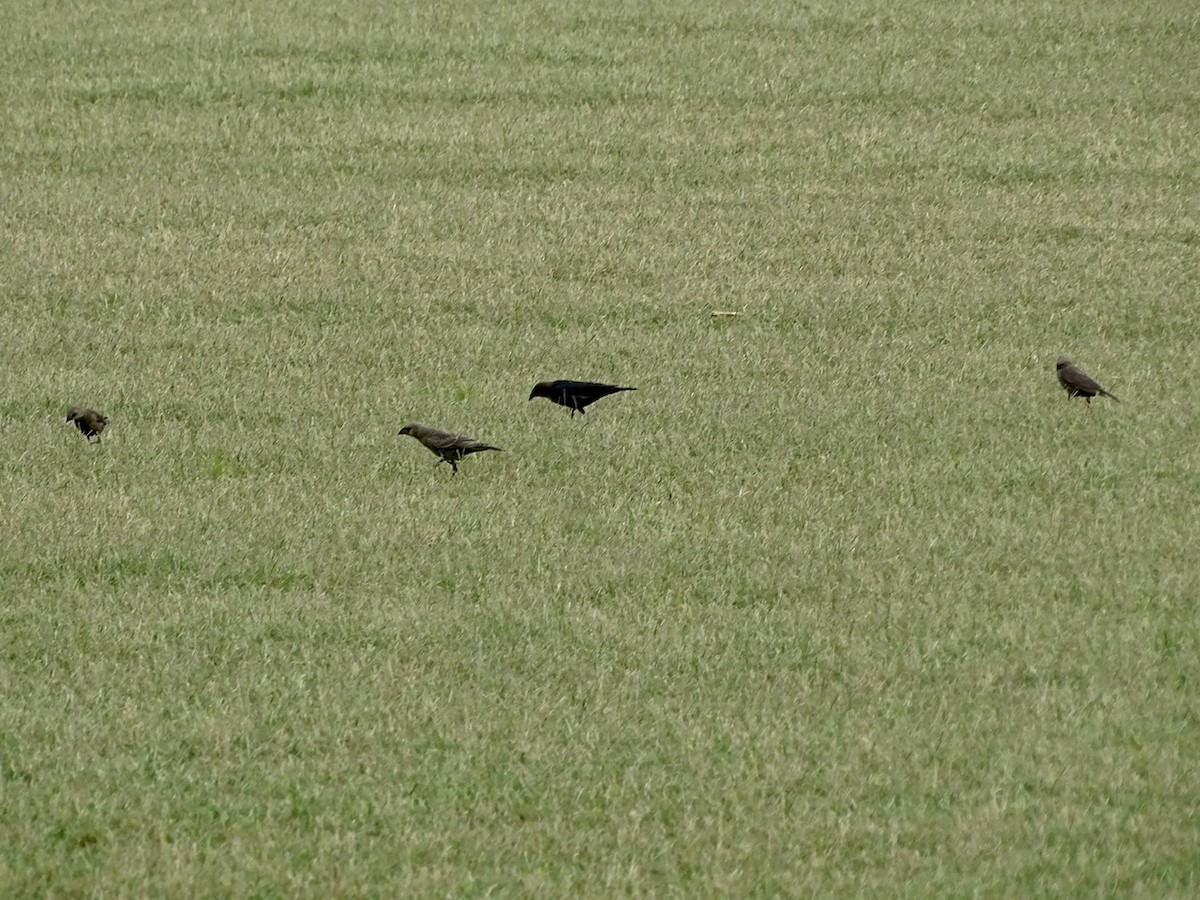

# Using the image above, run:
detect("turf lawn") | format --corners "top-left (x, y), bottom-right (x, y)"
top-left (2, 0), bottom-right (1198, 895)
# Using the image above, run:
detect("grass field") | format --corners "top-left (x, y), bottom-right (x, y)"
top-left (2, 0), bottom-right (1198, 894)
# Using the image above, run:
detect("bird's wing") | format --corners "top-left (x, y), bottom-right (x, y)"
top-left (1069, 369), bottom-right (1103, 392)
top-left (555, 380), bottom-right (601, 392)
top-left (422, 429), bottom-right (468, 451)
top-left (421, 429), bottom-right (499, 453)
top-left (459, 439), bottom-right (500, 453)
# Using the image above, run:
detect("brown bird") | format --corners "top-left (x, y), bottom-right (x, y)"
top-left (397, 423), bottom-right (502, 475)
top-left (66, 406), bottom-right (109, 443)
top-left (1056, 357), bottom-right (1120, 404)
top-left (528, 380), bottom-right (636, 417)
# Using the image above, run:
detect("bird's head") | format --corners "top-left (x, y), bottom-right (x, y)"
top-left (1056, 357), bottom-right (1072, 371)
top-left (397, 424), bottom-right (415, 437)
top-left (529, 382), bottom-right (551, 401)
top-left (65, 408), bottom-right (80, 423)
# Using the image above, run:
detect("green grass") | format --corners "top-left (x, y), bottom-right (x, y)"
top-left (2, 0), bottom-right (1199, 894)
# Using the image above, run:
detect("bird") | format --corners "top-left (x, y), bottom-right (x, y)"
top-left (66, 406), bottom-right (109, 443)
top-left (528, 380), bottom-right (636, 417)
top-left (397, 423), bottom-right (502, 475)
top-left (1056, 357), bottom-right (1120, 404)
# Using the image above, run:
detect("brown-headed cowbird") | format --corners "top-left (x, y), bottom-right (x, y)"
top-left (1056, 357), bottom-right (1120, 404)
top-left (528, 380), bottom-right (636, 417)
top-left (397, 423), bottom-right (502, 474)
top-left (66, 406), bottom-right (109, 442)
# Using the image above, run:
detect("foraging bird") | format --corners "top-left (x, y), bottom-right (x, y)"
top-left (66, 406), bottom-right (109, 443)
top-left (528, 380), bottom-right (636, 417)
top-left (397, 423), bottom-right (502, 475)
top-left (1056, 357), bottom-right (1120, 404)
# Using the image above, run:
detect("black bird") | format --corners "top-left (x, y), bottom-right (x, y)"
top-left (397, 423), bottom-right (502, 475)
top-left (1056, 357), bottom-right (1120, 404)
top-left (66, 406), bottom-right (109, 443)
top-left (528, 380), bottom-right (636, 417)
